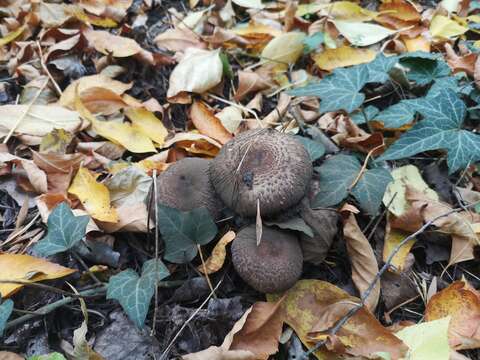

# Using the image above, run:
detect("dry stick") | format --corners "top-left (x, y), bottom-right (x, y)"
top-left (151, 169), bottom-right (160, 336)
top-left (197, 244), bottom-right (216, 298)
top-left (303, 206), bottom-right (470, 358)
top-left (2, 78), bottom-right (49, 144)
top-left (160, 279), bottom-right (223, 360)
top-left (1, 212), bottom-right (41, 249)
top-left (71, 251), bottom-right (102, 285)
top-left (348, 144), bottom-right (385, 191)
top-left (207, 93), bottom-right (264, 129)
top-left (4, 286), bottom-right (106, 331)
top-left (36, 40), bottom-right (62, 96)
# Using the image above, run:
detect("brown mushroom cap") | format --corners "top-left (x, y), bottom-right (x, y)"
top-left (231, 224), bottom-right (303, 293)
top-left (157, 158), bottom-right (221, 219)
top-left (209, 129), bottom-right (313, 217)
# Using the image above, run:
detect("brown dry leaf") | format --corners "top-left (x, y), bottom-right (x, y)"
top-left (402, 35), bottom-right (431, 52)
top-left (343, 214), bottom-right (380, 311)
top-left (197, 231), bottom-right (236, 274)
top-left (269, 280), bottom-right (407, 359)
top-left (60, 74), bottom-right (132, 110)
top-left (68, 167), bottom-right (118, 223)
top-left (0, 351), bottom-right (24, 360)
top-left (445, 43), bottom-right (478, 75)
top-left (235, 70), bottom-right (273, 101)
top-left (190, 101), bottom-right (233, 145)
top-left (78, 86), bottom-right (132, 115)
top-left (0, 254), bottom-right (76, 297)
top-left (154, 28), bottom-right (206, 52)
top-left (84, 29), bottom-right (143, 57)
top-left (425, 280), bottom-right (480, 350)
top-left (0, 153), bottom-right (48, 194)
top-left (78, 0), bottom-right (132, 21)
top-left (379, 0), bottom-right (421, 22)
top-left (163, 132), bottom-right (222, 157)
top-left (313, 46), bottom-right (376, 71)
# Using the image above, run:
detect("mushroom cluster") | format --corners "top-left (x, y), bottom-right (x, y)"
top-left (156, 129), bottom-right (338, 294)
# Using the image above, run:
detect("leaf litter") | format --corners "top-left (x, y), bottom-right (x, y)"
top-left (0, 0), bottom-right (480, 359)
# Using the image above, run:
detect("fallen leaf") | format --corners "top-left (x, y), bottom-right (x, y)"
top-left (232, 0), bottom-right (263, 9)
top-left (319, 2), bottom-right (378, 22)
top-left (216, 106), bottom-right (243, 133)
top-left (395, 317), bottom-right (451, 360)
top-left (402, 35), bottom-right (431, 52)
top-left (154, 28), bottom-right (207, 52)
top-left (167, 48), bottom-right (223, 99)
top-left (163, 132), bottom-right (222, 156)
top-left (430, 15), bottom-right (468, 39)
top-left (383, 217), bottom-right (416, 272)
top-left (269, 280), bottom-right (407, 359)
top-left (425, 281), bottom-right (480, 350)
top-left (445, 43), bottom-right (477, 75)
top-left (78, 0), bottom-right (132, 21)
top-left (0, 253), bottom-right (75, 297)
top-left (261, 32), bottom-right (305, 69)
top-left (77, 86), bottom-right (132, 115)
top-left (333, 20), bottom-right (396, 47)
top-left (84, 29), bottom-right (143, 57)
top-left (124, 107), bottom-right (168, 147)
top-left (235, 70), bottom-right (273, 101)
top-left (190, 101), bottom-right (233, 144)
top-left (0, 105), bottom-right (83, 139)
top-left (0, 153), bottom-right (48, 193)
top-left (379, 0), bottom-right (421, 22)
top-left (313, 46), bottom-right (376, 71)
top-left (343, 213), bottom-right (380, 311)
top-left (0, 25), bottom-right (26, 47)
top-left (68, 167), bottom-right (118, 222)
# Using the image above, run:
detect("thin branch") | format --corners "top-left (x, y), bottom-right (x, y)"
top-left (151, 169), bottom-right (160, 336)
top-left (348, 144), bottom-right (385, 191)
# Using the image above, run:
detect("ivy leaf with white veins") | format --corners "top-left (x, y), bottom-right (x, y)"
top-left (107, 259), bottom-right (169, 328)
top-left (33, 202), bottom-right (90, 257)
top-left (351, 168), bottom-right (393, 215)
top-left (157, 205), bottom-right (218, 263)
top-left (378, 89), bottom-right (480, 173)
top-left (289, 65), bottom-right (368, 113)
top-left (374, 100), bottom-right (416, 128)
top-left (0, 299), bottom-right (13, 336)
top-left (351, 105), bottom-right (379, 124)
top-left (399, 56), bottom-right (451, 85)
top-left (313, 154), bottom-right (392, 214)
top-left (296, 136), bottom-right (325, 161)
top-left (365, 53), bottom-right (398, 83)
top-left (313, 155), bottom-right (359, 208)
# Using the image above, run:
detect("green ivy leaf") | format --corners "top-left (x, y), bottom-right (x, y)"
top-left (33, 202), bottom-right (90, 256)
top-left (374, 100), bottom-right (416, 128)
top-left (365, 53), bottom-right (398, 83)
top-left (378, 89), bottom-right (480, 173)
top-left (107, 259), bottom-right (169, 328)
top-left (297, 136), bottom-right (325, 161)
top-left (303, 32), bottom-right (324, 53)
top-left (351, 168), bottom-right (393, 215)
top-left (289, 65), bottom-right (369, 113)
top-left (265, 217), bottom-right (314, 237)
top-left (351, 105), bottom-right (379, 124)
top-left (399, 55), bottom-right (450, 85)
top-left (157, 205), bottom-right (218, 263)
top-left (313, 154), bottom-right (392, 214)
top-left (0, 298), bottom-right (13, 336)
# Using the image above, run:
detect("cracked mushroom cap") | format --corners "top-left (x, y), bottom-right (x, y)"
top-left (157, 157), bottom-right (221, 219)
top-left (209, 129), bottom-right (313, 217)
top-left (231, 224), bottom-right (303, 293)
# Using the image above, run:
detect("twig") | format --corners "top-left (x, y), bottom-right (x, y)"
top-left (303, 206), bottom-right (471, 357)
top-left (348, 144), bottom-right (385, 191)
top-left (2, 79), bottom-right (49, 143)
top-left (35, 40), bottom-right (62, 97)
top-left (72, 251), bottom-right (102, 285)
top-left (151, 169), bottom-right (159, 336)
top-left (5, 286), bottom-right (106, 331)
top-left (364, 192), bottom-right (397, 240)
top-left (197, 244), bottom-right (216, 298)
top-left (160, 279), bottom-right (222, 360)
top-left (207, 93), bottom-right (263, 129)
top-left (2, 213), bottom-right (41, 249)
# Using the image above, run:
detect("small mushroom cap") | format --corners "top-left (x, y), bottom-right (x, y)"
top-left (231, 224), bottom-right (303, 293)
top-left (209, 129), bottom-right (313, 217)
top-left (157, 158), bottom-right (221, 219)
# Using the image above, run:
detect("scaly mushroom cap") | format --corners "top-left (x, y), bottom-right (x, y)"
top-left (157, 158), bottom-right (221, 219)
top-left (209, 129), bottom-right (312, 217)
top-left (231, 224), bottom-right (303, 293)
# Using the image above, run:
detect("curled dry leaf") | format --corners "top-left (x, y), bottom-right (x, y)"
top-left (84, 29), bottom-right (143, 57)
top-left (197, 231), bottom-right (236, 274)
top-left (444, 43), bottom-right (477, 75)
top-left (163, 132), bottom-right (222, 157)
top-left (425, 280), bottom-right (480, 350)
top-left (167, 48), bottom-right (223, 100)
top-left (68, 167), bottom-right (118, 223)
top-left (0, 254), bottom-right (75, 297)
top-left (268, 280), bottom-right (407, 359)
top-left (190, 101), bottom-right (233, 144)
top-left (216, 106), bottom-right (243, 133)
top-left (343, 213), bottom-right (380, 311)
top-left (235, 70), bottom-right (273, 101)
top-left (0, 153), bottom-right (48, 194)
top-left (154, 28), bottom-right (206, 53)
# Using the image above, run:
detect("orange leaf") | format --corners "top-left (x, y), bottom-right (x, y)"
top-left (425, 281), bottom-right (480, 350)
top-left (190, 101), bottom-right (233, 145)
top-left (198, 231), bottom-right (236, 274)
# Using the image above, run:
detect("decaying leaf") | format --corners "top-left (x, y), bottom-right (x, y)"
top-left (190, 101), bottom-right (233, 144)
top-left (197, 231), bottom-right (236, 274)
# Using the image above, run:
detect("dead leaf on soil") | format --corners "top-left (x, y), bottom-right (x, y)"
top-left (197, 231), bottom-right (236, 274)
top-left (190, 101), bottom-right (233, 144)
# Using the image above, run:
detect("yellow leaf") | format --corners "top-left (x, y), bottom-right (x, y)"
top-left (313, 46), bottom-right (376, 71)
top-left (198, 231), bottom-right (236, 274)
top-left (402, 35), bottom-right (431, 52)
top-left (0, 25), bottom-right (26, 47)
top-left (0, 254), bottom-right (75, 298)
top-left (75, 94), bottom-right (156, 153)
top-left (68, 5), bottom-right (117, 28)
top-left (124, 107), bottom-right (168, 146)
top-left (430, 15), bottom-right (468, 39)
top-left (261, 32), bottom-right (305, 69)
top-left (383, 217), bottom-right (416, 272)
top-left (68, 167), bottom-right (118, 222)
